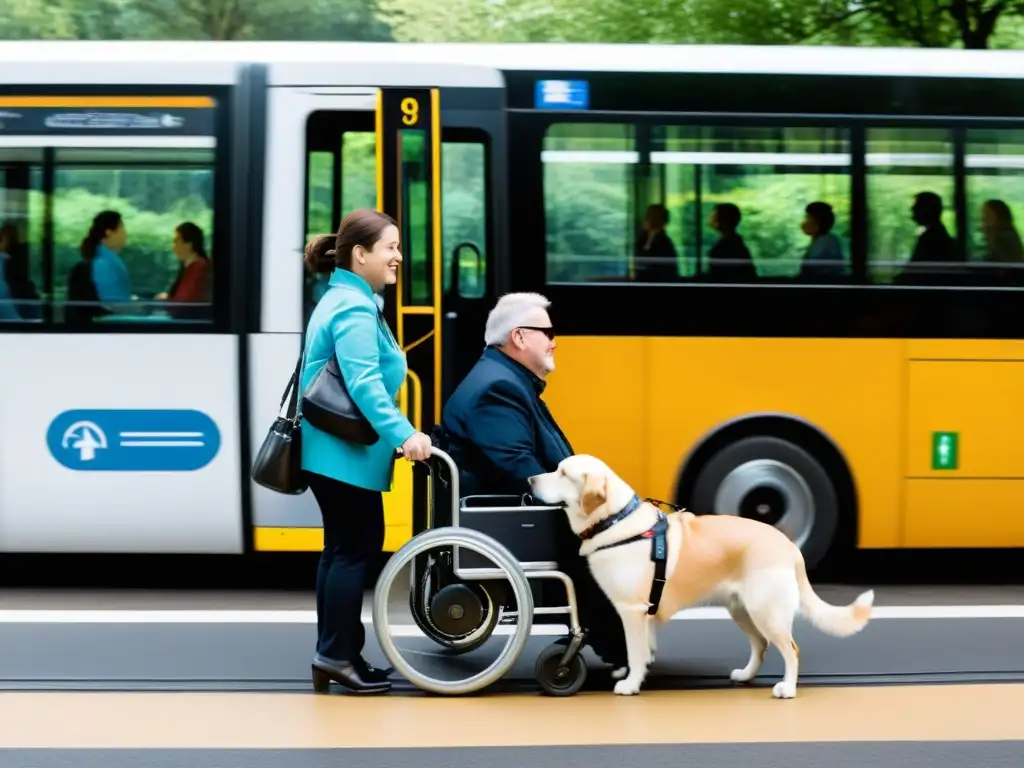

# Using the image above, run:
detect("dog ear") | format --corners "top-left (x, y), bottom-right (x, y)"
top-left (580, 472), bottom-right (608, 516)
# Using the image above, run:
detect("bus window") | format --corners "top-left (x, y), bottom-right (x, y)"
top-left (304, 127), bottom-right (488, 309)
top-left (304, 149), bottom-right (334, 312)
top-left (340, 132), bottom-right (376, 213)
top-left (442, 138), bottom-right (487, 299)
top-left (542, 122), bottom-right (853, 285)
top-left (0, 151), bottom-right (44, 323)
top-left (542, 123), bottom-right (637, 284)
top-left (306, 150), bottom-right (334, 237)
top-left (336, 129), bottom-right (486, 305)
top-left (652, 125), bottom-right (851, 282)
top-left (399, 130), bottom-right (432, 307)
top-left (51, 147), bottom-right (216, 326)
top-left (865, 128), bottom-right (957, 285)
top-left (335, 129), bottom-right (432, 307)
top-left (964, 129), bottom-right (1024, 286)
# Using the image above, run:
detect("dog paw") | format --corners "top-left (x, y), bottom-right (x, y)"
top-left (614, 679), bottom-right (641, 696)
top-left (730, 668), bottom-right (755, 683)
top-left (772, 681), bottom-right (796, 699)
top-left (611, 666), bottom-right (628, 680)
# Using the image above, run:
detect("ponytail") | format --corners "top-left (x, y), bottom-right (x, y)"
top-left (304, 234), bottom-right (335, 275)
top-left (81, 210), bottom-right (123, 261)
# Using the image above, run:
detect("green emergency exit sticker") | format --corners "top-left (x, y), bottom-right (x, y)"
top-left (932, 432), bottom-right (959, 470)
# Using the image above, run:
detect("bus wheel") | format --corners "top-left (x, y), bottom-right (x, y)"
top-left (690, 435), bottom-right (839, 571)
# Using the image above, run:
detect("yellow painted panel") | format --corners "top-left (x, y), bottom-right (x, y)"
top-left (546, 336), bottom-right (905, 549)
top-left (253, 525), bottom-right (410, 552)
top-left (543, 337), bottom-right (649, 498)
top-left (650, 337), bottom-right (905, 549)
top-left (906, 361), bottom-right (1024, 478)
top-left (253, 527), bottom-right (322, 551)
top-left (904, 479), bottom-right (1024, 547)
top-left (907, 339), bottom-right (1024, 361)
top-left (383, 458), bottom-right (414, 534)
top-left (383, 524), bottom-right (413, 552)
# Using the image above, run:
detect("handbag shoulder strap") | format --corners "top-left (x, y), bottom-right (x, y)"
top-left (280, 354), bottom-right (302, 419)
top-left (279, 325), bottom-right (308, 420)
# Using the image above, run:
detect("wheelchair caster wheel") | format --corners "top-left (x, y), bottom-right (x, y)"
top-left (535, 642), bottom-right (587, 697)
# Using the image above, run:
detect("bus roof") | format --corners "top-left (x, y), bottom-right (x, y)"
top-left (0, 41), bottom-right (1020, 83)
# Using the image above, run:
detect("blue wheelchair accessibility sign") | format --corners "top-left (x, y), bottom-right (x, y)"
top-left (46, 409), bottom-right (221, 471)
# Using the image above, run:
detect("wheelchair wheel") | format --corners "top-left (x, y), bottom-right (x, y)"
top-left (409, 551), bottom-right (501, 654)
top-left (373, 526), bottom-right (534, 696)
top-left (535, 641), bottom-right (588, 697)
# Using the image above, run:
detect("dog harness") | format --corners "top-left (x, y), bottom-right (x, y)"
top-left (579, 494), bottom-right (680, 616)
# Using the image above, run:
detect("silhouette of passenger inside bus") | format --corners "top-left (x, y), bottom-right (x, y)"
top-left (0, 223), bottom-right (39, 321)
top-left (67, 210), bottom-right (133, 325)
top-left (980, 199), bottom-right (1024, 285)
top-left (797, 201), bottom-right (846, 280)
top-left (634, 203), bottom-right (678, 282)
top-left (156, 222), bottom-right (211, 319)
top-left (704, 202), bottom-right (755, 281)
top-left (898, 192), bottom-right (957, 284)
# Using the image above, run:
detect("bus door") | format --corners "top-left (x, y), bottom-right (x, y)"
top-left (376, 89), bottom-right (445, 535)
top-left (254, 78), bottom-right (502, 554)
top-left (254, 87), bottom-right (446, 552)
top-left (378, 89), bottom-right (507, 535)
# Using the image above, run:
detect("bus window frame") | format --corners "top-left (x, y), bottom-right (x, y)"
top-left (0, 84), bottom-right (235, 335)
top-left (507, 106), bottom-right (1024, 341)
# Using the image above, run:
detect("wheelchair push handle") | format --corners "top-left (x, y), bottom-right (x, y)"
top-left (393, 445), bottom-right (461, 530)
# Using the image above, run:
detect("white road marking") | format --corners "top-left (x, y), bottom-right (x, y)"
top-left (0, 604), bottom-right (1021, 629)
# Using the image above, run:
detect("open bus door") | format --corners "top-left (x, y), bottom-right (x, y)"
top-left (375, 89), bottom-right (445, 541)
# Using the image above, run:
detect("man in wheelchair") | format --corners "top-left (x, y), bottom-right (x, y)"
top-left (432, 292), bottom-right (628, 669)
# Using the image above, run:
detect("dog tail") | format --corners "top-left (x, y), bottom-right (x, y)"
top-left (796, 555), bottom-right (873, 637)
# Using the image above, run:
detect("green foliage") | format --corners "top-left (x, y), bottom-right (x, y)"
top-left (376, 0), bottom-right (1024, 47)
top-left (0, 0), bottom-right (392, 41)
top-left (23, 183), bottom-right (212, 301)
top-left (0, 0), bottom-right (1022, 48)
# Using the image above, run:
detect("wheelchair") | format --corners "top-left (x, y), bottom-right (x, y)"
top-left (371, 447), bottom-right (590, 696)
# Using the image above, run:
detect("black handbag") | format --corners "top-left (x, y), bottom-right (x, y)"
top-left (301, 352), bottom-right (380, 446)
top-left (251, 355), bottom-right (307, 495)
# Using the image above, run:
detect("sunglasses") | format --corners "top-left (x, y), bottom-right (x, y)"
top-left (519, 326), bottom-right (555, 340)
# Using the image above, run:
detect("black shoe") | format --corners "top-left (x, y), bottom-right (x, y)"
top-left (311, 654), bottom-right (391, 694)
top-left (356, 657), bottom-right (395, 684)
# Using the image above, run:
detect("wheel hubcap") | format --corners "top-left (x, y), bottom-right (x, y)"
top-left (713, 459), bottom-right (815, 549)
top-left (429, 583), bottom-right (484, 637)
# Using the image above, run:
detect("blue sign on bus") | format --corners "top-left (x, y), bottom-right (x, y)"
top-left (534, 80), bottom-right (590, 110)
top-left (46, 409), bottom-right (220, 472)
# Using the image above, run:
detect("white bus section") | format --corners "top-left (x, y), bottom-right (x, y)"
top-left (0, 334), bottom-right (245, 554)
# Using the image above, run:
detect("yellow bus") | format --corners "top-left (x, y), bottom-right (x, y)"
top-left (3, 41), bottom-right (1022, 576)
top-left (307, 43), bottom-right (1024, 572)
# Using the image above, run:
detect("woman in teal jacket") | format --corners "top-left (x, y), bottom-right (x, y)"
top-left (301, 209), bottom-right (433, 695)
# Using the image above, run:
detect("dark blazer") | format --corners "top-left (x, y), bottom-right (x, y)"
top-left (437, 346), bottom-right (574, 499)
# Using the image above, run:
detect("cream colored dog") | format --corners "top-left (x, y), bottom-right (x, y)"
top-left (528, 454), bottom-right (874, 698)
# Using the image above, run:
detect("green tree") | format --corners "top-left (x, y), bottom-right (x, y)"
top-left (687, 0), bottom-right (1024, 48)
top-left (0, 0), bottom-right (392, 41)
top-left (0, 0), bottom-right (133, 39)
top-left (379, 0), bottom-right (1024, 48)
top-left (127, 0), bottom-right (391, 40)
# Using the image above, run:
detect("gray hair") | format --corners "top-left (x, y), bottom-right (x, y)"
top-left (484, 292), bottom-right (551, 347)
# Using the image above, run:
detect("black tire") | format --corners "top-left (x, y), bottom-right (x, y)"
top-left (690, 435), bottom-right (840, 571)
top-left (535, 642), bottom-right (588, 697)
top-left (408, 553), bottom-right (500, 654)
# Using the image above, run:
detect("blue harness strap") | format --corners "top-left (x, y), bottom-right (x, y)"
top-left (581, 495), bottom-right (673, 616)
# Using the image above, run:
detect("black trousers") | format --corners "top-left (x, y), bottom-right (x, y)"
top-left (304, 471), bottom-right (385, 662)
top-left (552, 514), bottom-right (628, 666)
